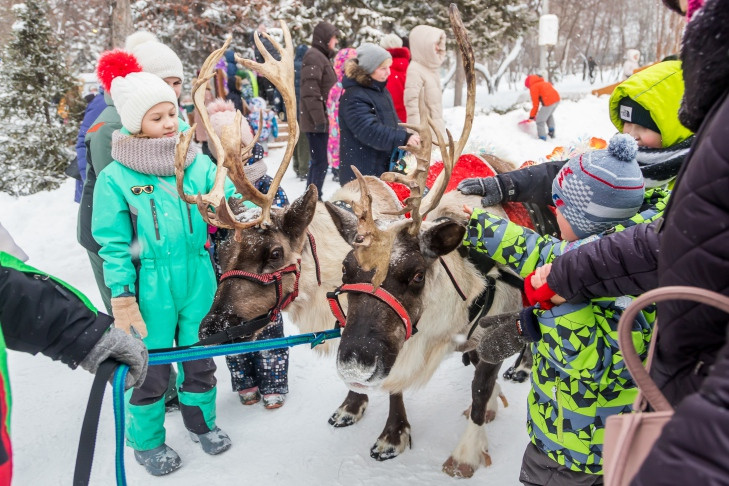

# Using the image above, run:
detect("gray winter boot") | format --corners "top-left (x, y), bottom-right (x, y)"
top-left (133, 444), bottom-right (182, 476)
top-left (189, 427), bottom-right (232, 455)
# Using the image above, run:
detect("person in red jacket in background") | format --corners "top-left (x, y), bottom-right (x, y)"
top-left (380, 33), bottom-right (409, 123)
top-left (525, 74), bottom-right (560, 140)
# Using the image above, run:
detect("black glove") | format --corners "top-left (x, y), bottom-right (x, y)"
top-left (477, 307), bottom-right (541, 364)
top-left (457, 177), bottom-right (504, 207)
top-left (313, 122), bottom-right (327, 133)
top-left (79, 328), bottom-right (149, 389)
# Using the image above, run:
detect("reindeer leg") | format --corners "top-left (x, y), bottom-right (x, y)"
top-left (443, 354), bottom-right (501, 478)
top-left (370, 392), bottom-right (411, 461)
top-left (328, 390), bottom-right (368, 428)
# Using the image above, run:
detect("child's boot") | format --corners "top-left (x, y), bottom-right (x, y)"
top-left (548, 128), bottom-right (555, 139)
top-left (133, 444), bottom-right (182, 476)
top-left (238, 386), bottom-right (261, 405)
top-left (190, 427), bottom-right (232, 455)
top-left (538, 135), bottom-right (547, 141)
top-left (263, 393), bottom-right (286, 410)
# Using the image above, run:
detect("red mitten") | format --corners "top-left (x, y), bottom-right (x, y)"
top-left (524, 270), bottom-right (557, 310)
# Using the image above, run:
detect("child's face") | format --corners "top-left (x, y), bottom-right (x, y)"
top-left (555, 208), bottom-right (578, 242)
top-left (141, 102), bottom-right (178, 138)
top-left (622, 122), bottom-right (662, 149)
top-left (163, 77), bottom-right (183, 99)
top-left (371, 61), bottom-right (392, 83)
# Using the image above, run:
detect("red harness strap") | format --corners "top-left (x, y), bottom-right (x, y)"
top-left (220, 260), bottom-right (301, 320)
top-left (326, 283), bottom-right (414, 340)
top-left (217, 231), bottom-right (322, 320)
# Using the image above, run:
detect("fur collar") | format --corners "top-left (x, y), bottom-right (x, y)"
top-left (344, 59), bottom-right (375, 88)
top-left (679, 0), bottom-right (729, 131)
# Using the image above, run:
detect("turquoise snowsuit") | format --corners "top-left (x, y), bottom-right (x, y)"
top-left (92, 128), bottom-right (240, 450)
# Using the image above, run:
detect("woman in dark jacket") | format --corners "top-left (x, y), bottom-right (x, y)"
top-left (533, 1), bottom-right (729, 482)
top-left (338, 43), bottom-right (419, 186)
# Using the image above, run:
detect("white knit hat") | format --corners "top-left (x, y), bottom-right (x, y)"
top-left (110, 72), bottom-right (179, 134)
top-left (380, 33), bottom-right (403, 50)
top-left (125, 31), bottom-right (184, 82)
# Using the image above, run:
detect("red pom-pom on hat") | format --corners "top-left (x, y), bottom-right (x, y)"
top-left (96, 50), bottom-right (142, 92)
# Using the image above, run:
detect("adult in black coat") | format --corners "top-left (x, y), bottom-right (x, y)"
top-left (338, 44), bottom-right (420, 186)
top-left (292, 44), bottom-right (310, 180)
top-left (536, 0), bottom-right (729, 482)
top-left (301, 21), bottom-right (338, 197)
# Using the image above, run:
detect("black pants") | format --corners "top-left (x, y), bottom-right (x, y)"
top-left (520, 442), bottom-right (603, 486)
top-left (306, 131), bottom-right (328, 199)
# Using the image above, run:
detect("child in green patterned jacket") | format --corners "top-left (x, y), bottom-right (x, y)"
top-left (463, 134), bottom-right (657, 485)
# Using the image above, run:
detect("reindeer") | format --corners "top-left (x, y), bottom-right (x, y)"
top-left (322, 6), bottom-right (524, 477)
top-left (178, 11), bottom-right (521, 479)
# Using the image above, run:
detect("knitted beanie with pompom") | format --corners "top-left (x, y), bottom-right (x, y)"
top-left (552, 133), bottom-right (645, 238)
top-left (124, 30), bottom-right (184, 82)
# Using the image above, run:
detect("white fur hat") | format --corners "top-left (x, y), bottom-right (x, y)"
top-left (125, 31), bottom-right (184, 82)
top-left (110, 72), bottom-right (178, 134)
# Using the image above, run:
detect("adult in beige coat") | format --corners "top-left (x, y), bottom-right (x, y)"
top-left (404, 25), bottom-right (447, 138)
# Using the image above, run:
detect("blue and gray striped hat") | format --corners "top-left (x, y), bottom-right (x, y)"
top-left (552, 134), bottom-right (644, 238)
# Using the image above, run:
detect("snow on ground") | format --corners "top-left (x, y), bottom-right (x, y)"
top-left (2, 85), bottom-right (616, 485)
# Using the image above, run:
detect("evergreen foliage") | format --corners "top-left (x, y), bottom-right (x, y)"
top-left (0, 0), bottom-right (81, 196)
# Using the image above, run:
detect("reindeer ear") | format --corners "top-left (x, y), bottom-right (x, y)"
top-left (324, 201), bottom-right (359, 246)
top-left (282, 185), bottom-right (318, 240)
top-left (419, 219), bottom-right (466, 259)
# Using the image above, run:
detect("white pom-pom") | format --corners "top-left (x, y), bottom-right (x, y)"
top-left (125, 31), bottom-right (158, 52)
top-left (607, 133), bottom-right (638, 162)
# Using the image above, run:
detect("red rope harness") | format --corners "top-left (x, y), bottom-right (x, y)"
top-left (219, 231), bottom-right (321, 321)
top-left (327, 283), bottom-right (414, 340)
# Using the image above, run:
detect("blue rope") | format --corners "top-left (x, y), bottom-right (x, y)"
top-left (109, 328), bottom-right (340, 485)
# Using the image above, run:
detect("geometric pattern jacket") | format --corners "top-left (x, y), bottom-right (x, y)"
top-left (463, 202), bottom-right (661, 474)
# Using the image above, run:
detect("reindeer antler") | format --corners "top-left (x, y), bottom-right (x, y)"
top-left (380, 3), bottom-right (474, 233)
top-left (347, 4), bottom-right (474, 287)
top-left (350, 167), bottom-right (396, 288)
top-left (176, 21), bottom-right (299, 241)
top-left (420, 4), bottom-right (476, 216)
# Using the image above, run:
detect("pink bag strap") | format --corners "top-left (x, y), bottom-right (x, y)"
top-left (618, 286), bottom-right (729, 413)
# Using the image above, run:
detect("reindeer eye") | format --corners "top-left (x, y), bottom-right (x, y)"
top-left (411, 271), bottom-right (425, 284)
top-left (342, 265), bottom-right (346, 274)
top-left (270, 249), bottom-right (282, 260)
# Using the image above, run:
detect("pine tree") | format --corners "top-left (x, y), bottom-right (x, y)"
top-left (0, 0), bottom-right (81, 196)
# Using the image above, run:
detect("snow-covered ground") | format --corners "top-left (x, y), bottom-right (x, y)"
top-left (2, 81), bottom-right (617, 485)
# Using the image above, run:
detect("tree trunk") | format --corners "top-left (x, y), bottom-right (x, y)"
top-left (109, 0), bottom-right (132, 49)
top-left (454, 51), bottom-right (465, 107)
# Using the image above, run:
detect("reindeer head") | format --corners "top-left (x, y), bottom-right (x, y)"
top-left (176, 23), bottom-right (312, 339)
top-left (325, 5), bottom-right (476, 390)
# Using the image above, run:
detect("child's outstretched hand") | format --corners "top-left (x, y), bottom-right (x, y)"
top-left (463, 205), bottom-right (473, 216)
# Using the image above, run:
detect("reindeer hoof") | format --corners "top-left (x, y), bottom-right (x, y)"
top-left (328, 408), bottom-right (360, 427)
top-left (503, 366), bottom-right (530, 383)
top-left (370, 432), bottom-right (410, 461)
top-left (442, 456), bottom-right (475, 478)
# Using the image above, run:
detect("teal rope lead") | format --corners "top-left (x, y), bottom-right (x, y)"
top-left (110, 328), bottom-right (341, 485)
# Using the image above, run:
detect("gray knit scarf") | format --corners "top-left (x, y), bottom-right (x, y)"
top-left (111, 131), bottom-right (197, 176)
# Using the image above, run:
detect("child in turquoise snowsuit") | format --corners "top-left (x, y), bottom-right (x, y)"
top-left (92, 70), bottom-right (247, 476)
top-left (465, 135), bottom-right (658, 484)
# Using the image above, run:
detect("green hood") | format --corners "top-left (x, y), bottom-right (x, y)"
top-left (609, 60), bottom-right (693, 148)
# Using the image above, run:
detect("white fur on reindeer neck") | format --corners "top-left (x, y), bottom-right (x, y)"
top-left (111, 131), bottom-right (196, 176)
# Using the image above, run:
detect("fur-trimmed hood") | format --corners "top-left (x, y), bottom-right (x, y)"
top-left (679, 0), bottom-right (729, 131)
top-left (343, 58), bottom-right (380, 89)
